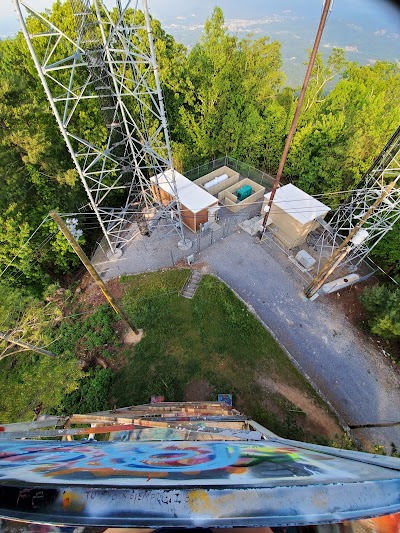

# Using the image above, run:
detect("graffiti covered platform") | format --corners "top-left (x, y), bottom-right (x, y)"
top-left (0, 402), bottom-right (400, 528)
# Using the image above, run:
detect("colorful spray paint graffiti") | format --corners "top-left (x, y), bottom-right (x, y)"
top-left (0, 441), bottom-right (313, 485)
top-left (1, 440), bottom-right (400, 527)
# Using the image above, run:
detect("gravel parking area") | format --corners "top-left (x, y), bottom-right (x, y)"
top-left (198, 230), bottom-right (400, 450)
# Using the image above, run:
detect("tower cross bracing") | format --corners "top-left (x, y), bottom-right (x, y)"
top-left (14, 0), bottom-right (185, 253)
top-left (312, 126), bottom-right (400, 274)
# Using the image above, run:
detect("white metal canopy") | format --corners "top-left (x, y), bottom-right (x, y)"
top-left (265, 184), bottom-right (330, 225)
top-left (151, 169), bottom-right (218, 213)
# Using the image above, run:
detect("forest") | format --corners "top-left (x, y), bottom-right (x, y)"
top-left (0, 2), bottom-right (399, 422)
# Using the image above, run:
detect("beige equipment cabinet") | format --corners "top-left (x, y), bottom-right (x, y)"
top-left (262, 184), bottom-right (330, 249)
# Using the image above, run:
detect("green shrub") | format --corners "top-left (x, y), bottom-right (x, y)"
top-left (0, 353), bottom-right (81, 423)
top-left (361, 284), bottom-right (400, 339)
top-left (52, 304), bottom-right (118, 355)
top-left (55, 368), bottom-right (114, 415)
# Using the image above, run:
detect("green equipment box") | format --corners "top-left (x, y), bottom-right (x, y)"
top-left (236, 184), bottom-right (253, 201)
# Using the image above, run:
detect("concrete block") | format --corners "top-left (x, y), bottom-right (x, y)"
top-left (296, 250), bottom-right (316, 269)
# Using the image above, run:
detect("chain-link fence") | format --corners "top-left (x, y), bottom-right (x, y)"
top-left (192, 205), bottom-right (261, 256)
top-left (173, 156), bottom-right (271, 260)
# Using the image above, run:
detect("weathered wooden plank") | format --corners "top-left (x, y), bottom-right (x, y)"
top-left (0, 422), bottom-right (260, 441)
top-left (0, 417), bottom-right (67, 432)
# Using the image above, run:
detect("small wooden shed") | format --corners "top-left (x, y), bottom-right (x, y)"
top-left (151, 169), bottom-right (219, 233)
top-left (262, 184), bottom-right (330, 249)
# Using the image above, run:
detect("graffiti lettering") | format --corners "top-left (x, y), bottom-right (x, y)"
top-left (82, 489), bottom-right (181, 507)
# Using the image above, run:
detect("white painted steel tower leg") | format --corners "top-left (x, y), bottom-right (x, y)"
top-left (14, 0), bottom-right (188, 253)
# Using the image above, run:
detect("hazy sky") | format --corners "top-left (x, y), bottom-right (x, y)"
top-left (2, 0), bottom-right (399, 86)
top-left (3, 0), bottom-right (400, 36)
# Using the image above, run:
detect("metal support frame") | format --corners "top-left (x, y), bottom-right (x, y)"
top-left (14, 0), bottom-right (185, 253)
top-left (311, 126), bottom-right (400, 275)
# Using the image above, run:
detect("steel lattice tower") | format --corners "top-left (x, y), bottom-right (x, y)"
top-left (312, 126), bottom-right (400, 274)
top-left (14, 0), bottom-right (187, 254)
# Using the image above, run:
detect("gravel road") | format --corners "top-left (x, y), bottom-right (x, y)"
top-left (98, 227), bottom-right (400, 449)
top-left (198, 230), bottom-right (400, 450)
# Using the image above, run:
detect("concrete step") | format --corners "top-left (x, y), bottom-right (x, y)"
top-left (185, 288), bottom-right (196, 294)
top-left (185, 286), bottom-right (196, 292)
top-left (180, 270), bottom-right (203, 299)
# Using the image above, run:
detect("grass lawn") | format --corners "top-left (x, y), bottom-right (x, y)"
top-left (112, 269), bottom-right (340, 443)
top-left (0, 268), bottom-right (341, 444)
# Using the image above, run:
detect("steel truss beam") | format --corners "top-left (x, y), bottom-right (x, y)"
top-left (312, 126), bottom-right (400, 273)
top-left (14, 0), bottom-right (185, 253)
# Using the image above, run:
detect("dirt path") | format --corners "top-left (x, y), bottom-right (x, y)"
top-left (259, 377), bottom-right (342, 438)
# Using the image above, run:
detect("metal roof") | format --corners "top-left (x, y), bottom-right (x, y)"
top-left (265, 183), bottom-right (330, 225)
top-left (151, 169), bottom-right (218, 214)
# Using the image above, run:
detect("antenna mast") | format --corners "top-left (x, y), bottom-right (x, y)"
top-left (307, 126), bottom-right (400, 292)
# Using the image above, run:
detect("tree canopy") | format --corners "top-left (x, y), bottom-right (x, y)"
top-left (286, 60), bottom-right (400, 200)
top-left (175, 7), bottom-right (288, 168)
top-left (0, 1), bottom-right (399, 286)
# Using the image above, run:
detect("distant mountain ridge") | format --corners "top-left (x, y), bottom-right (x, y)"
top-left (156, 0), bottom-right (400, 86)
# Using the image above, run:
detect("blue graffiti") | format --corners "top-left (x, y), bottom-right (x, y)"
top-left (0, 441), bottom-right (241, 477)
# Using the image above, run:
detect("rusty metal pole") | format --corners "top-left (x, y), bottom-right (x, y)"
top-left (50, 211), bottom-right (143, 341)
top-left (261, 0), bottom-right (332, 233)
